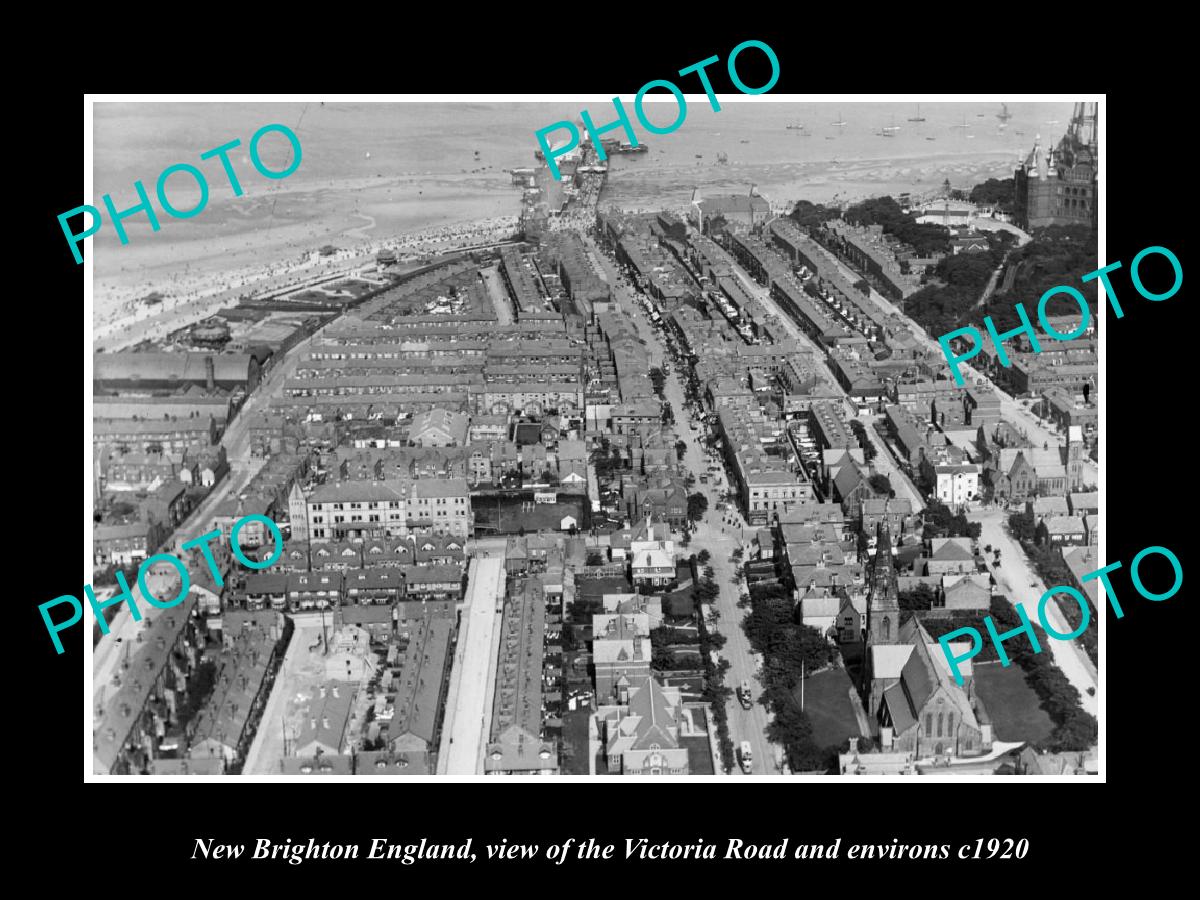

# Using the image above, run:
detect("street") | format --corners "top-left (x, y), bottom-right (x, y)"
top-left (822, 249), bottom-right (1097, 490)
top-left (585, 231), bottom-right (779, 774)
top-left (970, 508), bottom-right (1098, 717)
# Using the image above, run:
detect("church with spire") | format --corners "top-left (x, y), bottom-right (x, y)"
top-left (1013, 102), bottom-right (1098, 231)
top-left (861, 522), bottom-right (994, 760)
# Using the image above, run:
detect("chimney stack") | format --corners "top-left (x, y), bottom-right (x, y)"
top-left (205, 356), bottom-right (216, 392)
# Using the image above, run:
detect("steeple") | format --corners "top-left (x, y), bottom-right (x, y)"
top-left (866, 522), bottom-right (900, 646)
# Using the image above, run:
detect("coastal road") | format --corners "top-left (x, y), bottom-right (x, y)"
top-left (970, 508), bottom-right (1098, 717)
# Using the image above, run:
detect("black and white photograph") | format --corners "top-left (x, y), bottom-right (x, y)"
top-left (78, 96), bottom-right (1106, 782)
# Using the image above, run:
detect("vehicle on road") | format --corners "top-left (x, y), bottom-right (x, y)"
top-left (738, 680), bottom-right (754, 709)
top-left (739, 741), bottom-right (754, 773)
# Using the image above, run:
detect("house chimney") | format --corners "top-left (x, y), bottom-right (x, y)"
top-left (320, 685), bottom-right (327, 698)
top-left (205, 356), bottom-right (216, 391)
top-left (848, 737), bottom-right (859, 755)
top-left (880, 726), bottom-right (894, 749)
top-left (322, 717), bottom-right (329, 730)
top-left (310, 717), bottom-right (317, 730)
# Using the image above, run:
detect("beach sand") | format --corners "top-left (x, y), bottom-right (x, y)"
top-left (92, 172), bottom-right (522, 350)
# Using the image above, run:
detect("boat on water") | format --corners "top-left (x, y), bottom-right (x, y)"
top-left (908, 103), bottom-right (926, 123)
top-left (997, 103), bottom-right (1012, 122)
top-left (695, 154), bottom-right (703, 158)
top-left (832, 110), bottom-right (847, 127)
top-left (739, 139), bottom-right (750, 144)
top-left (925, 136), bottom-right (937, 141)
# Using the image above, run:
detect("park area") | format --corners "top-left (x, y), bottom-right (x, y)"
top-left (972, 660), bottom-right (1056, 745)
top-left (793, 667), bottom-right (865, 749)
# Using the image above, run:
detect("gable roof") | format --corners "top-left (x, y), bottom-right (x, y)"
top-left (930, 538), bottom-right (974, 562)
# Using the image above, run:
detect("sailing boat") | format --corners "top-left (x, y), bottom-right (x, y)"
top-left (832, 110), bottom-right (847, 128)
top-left (997, 102), bottom-right (1012, 122)
top-left (884, 115), bottom-right (900, 134)
top-left (908, 103), bottom-right (926, 123)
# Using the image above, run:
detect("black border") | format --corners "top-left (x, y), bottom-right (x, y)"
top-left (21, 26), bottom-right (1190, 880)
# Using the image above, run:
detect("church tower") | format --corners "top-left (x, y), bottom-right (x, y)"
top-left (866, 522), bottom-right (901, 647)
top-left (287, 481), bottom-right (309, 544)
top-left (1067, 425), bottom-right (1085, 490)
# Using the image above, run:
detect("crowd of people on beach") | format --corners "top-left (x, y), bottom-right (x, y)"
top-left (94, 213), bottom-right (525, 349)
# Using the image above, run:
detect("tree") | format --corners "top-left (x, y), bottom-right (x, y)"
top-left (899, 583), bottom-right (937, 612)
top-left (868, 473), bottom-right (892, 496)
top-left (849, 420), bottom-right (876, 462)
top-left (675, 440), bottom-right (688, 462)
top-left (1008, 510), bottom-right (1037, 544)
top-left (697, 549), bottom-right (711, 565)
top-left (687, 493), bottom-right (709, 522)
top-left (853, 278), bottom-right (870, 295)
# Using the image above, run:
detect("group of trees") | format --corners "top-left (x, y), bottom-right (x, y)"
top-left (981, 225), bottom-right (1099, 337)
top-left (675, 440), bottom-right (688, 462)
top-left (649, 367), bottom-right (666, 397)
top-left (843, 196), bottom-right (953, 257)
top-left (986, 598), bottom-right (1098, 751)
top-left (1008, 509), bottom-right (1037, 543)
top-left (590, 438), bottom-right (624, 478)
top-left (969, 177), bottom-right (1015, 211)
top-left (650, 625), bottom-right (703, 671)
top-left (698, 611), bottom-right (735, 772)
top-left (687, 492), bottom-right (709, 522)
top-left (903, 235), bottom-right (1011, 337)
top-left (1008, 514), bottom-right (1097, 667)
top-left (867, 473), bottom-right (893, 497)
top-left (848, 419), bottom-right (877, 463)
top-left (788, 200), bottom-right (839, 229)
top-left (899, 582), bottom-right (938, 612)
top-left (923, 499), bottom-right (982, 540)
top-left (741, 581), bottom-right (840, 772)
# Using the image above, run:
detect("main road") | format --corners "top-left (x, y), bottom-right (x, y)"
top-left (970, 508), bottom-right (1098, 717)
top-left (585, 229), bottom-right (779, 774)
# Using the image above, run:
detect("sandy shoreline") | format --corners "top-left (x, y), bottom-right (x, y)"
top-left (91, 151), bottom-right (1016, 351)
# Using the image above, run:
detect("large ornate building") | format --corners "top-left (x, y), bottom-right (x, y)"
top-left (1013, 102), bottom-right (1098, 231)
